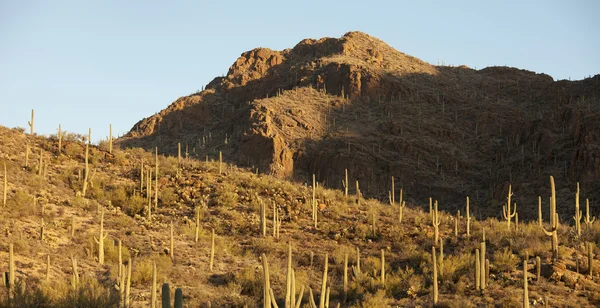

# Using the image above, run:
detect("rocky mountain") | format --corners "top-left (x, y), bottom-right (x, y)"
top-left (118, 31), bottom-right (600, 220)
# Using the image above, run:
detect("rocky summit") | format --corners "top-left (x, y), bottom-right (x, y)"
top-left (119, 31), bottom-right (600, 220)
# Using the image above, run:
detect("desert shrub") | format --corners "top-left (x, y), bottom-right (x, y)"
top-left (60, 276), bottom-right (120, 308)
top-left (386, 266), bottom-right (425, 299)
top-left (108, 185), bottom-right (128, 207)
top-left (235, 266), bottom-right (263, 298)
top-left (124, 194), bottom-right (145, 216)
top-left (5, 279), bottom-right (52, 307)
top-left (214, 182), bottom-right (238, 208)
top-left (440, 252), bottom-right (473, 283)
top-left (64, 142), bottom-right (83, 158)
top-left (131, 254), bottom-right (172, 285)
top-left (87, 177), bottom-right (106, 201)
top-left (26, 174), bottom-right (45, 193)
top-left (158, 156), bottom-right (179, 177)
top-left (7, 190), bottom-right (35, 216)
top-left (160, 187), bottom-right (178, 206)
top-left (493, 247), bottom-right (519, 273)
top-left (350, 289), bottom-right (389, 308)
top-left (104, 237), bottom-right (132, 265)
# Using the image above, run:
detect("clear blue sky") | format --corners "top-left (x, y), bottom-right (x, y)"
top-left (1, 0), bottom-right (598, 142)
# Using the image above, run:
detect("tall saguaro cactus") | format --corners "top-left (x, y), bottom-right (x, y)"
top-left (151, 262), bottom-right (157, 308)
top-left (109, 124), bottom-right (113, 154)
top-left (57, 124), bottom-right (63, 153)
top-left (502, 185), bottom-right (516, 230)
top-left (432, 246), bottom-right (438, 304)
top-left (262, 253), bottom-right (271, 308)
top-left (538, 196), bottom-right (543, 227)
top-left (318, 253), bottom-right (329, 308)
top-left (432, 200), bottom-right (441, 245)
top-left (475, 248), bottom-right (480, 291)
top-left (390, 176), bottom-right (395, 205)
top-left (94, 207), bottom-right (108, 264)
top-left (28, 109), bottom-right (34, 134)
top-left (542, 176), bottom-right (559, 262)
top-left (584, 199), bottom-right (595, 232)
top-left (574, 183), bottom-right (582, 236)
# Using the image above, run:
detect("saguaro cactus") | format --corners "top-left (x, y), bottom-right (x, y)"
top-left (109, 124), bottom-right (113, 154)
top-left (523, 259), bottom-right (530, 308)
top-left (352, 247), bottom-right (361, 277)
top-left (502, 185), bottom-right (516, 230)
top-left (432, 246), bottom-right (438, 304)
top-left (262, 253), bottom-right (271, 308)
top-left (475, 248), bottom-right (480, 290)
top-left (71, 257), bottom-right (79, 288)
top-left (285, 242), bottom-right (293, 308)
top-left (399, 201), bottom-right (406, 224)
top-left (161, 283), bottom-right (170, 308)
top-left (536, 256), bottom-right (541, 281)
top-left (57, 124), bottom-right (63, 153)
top-left (195, 207), bottom-right (201, 243)
top-left (94, 207), bottom-right (108, 264)
top-left (574, 183), bottom-right (582, 236)
top-left (319, 253), bottom-right (329, 308)
top-left (390, 176), bottom-right (395, 205)
top-left (174, 288), bottom-right (183, 308)
top-left (28, 109), bottom-right (34, 134)
top-left (432, 200), bottom-right (441, 244)
top-left (219, 151), bottom-right (223, 175)
top-left (480, 233), bottom-right (486, 290)
top-left (542, 176), bottom-right (559, 262)
top-left (538, 196), bottom-right (543, 227)
top-left (584, 199), bottom-right (595, 232)
top-left (151, 262), bottom-right (157, 308)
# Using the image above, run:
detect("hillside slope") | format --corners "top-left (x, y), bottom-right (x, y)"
top-left (117, 31), bottom-right (600, 222)
top-left (1, 122), bottom-right (600, 307)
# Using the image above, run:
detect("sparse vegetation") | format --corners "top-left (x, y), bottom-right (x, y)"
top-left (1, 31), bottom-right (600, 307)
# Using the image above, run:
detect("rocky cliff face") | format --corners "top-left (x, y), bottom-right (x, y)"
top-left (118, 31), bottom-right (600, 219)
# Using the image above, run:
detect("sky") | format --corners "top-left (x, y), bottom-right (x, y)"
top-left (0, 0), bottom-right (598, 143)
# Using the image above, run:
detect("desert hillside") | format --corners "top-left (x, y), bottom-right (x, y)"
top-left (1, 32), bottom-right (600, 308)
top-left (117, 31), bottom-right (600, 223)
top-left (1, 121), bottom-right (600, 307)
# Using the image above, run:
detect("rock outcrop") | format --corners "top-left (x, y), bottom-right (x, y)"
top-left (117, 31), bottom-right (600, 219)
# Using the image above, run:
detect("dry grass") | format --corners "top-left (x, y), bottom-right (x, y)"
top-left (0, 125), bottom-right (600, 307)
